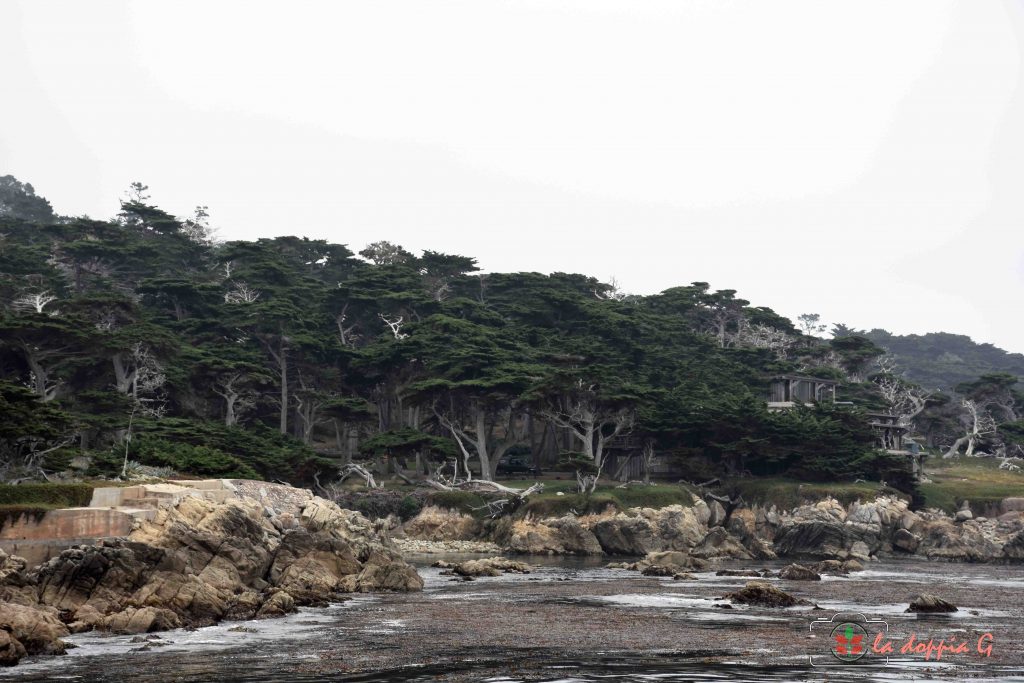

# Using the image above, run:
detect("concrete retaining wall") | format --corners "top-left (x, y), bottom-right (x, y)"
top-left (3, 479), bottom-right (236, 567)
top-left (0, 507), bottom-right (154, 567)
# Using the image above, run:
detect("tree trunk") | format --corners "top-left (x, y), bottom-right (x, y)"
top-left (112, 354), bottom-right (135, 394)
top-left (278, 338), bottom-right (288, 434)
top-left (224, 392), bottom-right (238, 427)
top-left (24, 352), bottom-right (57, 402)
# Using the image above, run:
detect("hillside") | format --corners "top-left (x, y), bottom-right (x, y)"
top-left (0, 177), bottom-right (990, 493)
top-left (863, 329), bottom-right (1024, 391)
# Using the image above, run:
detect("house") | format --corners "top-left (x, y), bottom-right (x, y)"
top-left (766, 374), bottom-right (839, 411)
top-left (867, 412), bottom-right (907, 451)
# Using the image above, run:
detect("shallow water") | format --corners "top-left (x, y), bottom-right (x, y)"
top-left (5, 557), bottom-right (1024, 682)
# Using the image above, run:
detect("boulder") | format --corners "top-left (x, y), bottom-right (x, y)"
top-left (773, 521), bottom-right (851, 559)
top-left (0, 550), bottom-right (34, 606)
top-left (914, 512), bottom-right (1003, 561)
top-left (898, 510), bottom-right (922, 531)
top-left (345, 553), bottom-right (425, 592)
top-left (692, 499), bottom-right (712, 526)
top-left (0, 629), bottom-right (27, 667)
top-left (641, 564), bottom-right (679, 577)
top-left (98, 606), bottom-right (182, 634)
top-left (604, 562), bottom-right (636, 570)
top-left (1000, 497), bottom-right (1024, 514)
top-left (402, 506), bottom-right (481, 541)
top-left (690, 527), bottom-right (753, 561)
top-left (640, 550), bottom-right (709, 572)
top-left (707, 500), bottom-right (727, 527)
top-left (723, 581), bottom-right (812, 608)
top-left (589, 505), bottom-right (705, 556)
top-left (257, 591), bottom-right (296, 618)
top-left (590, 515), bottom-right (658, 555)
top-left (450, 557), bottom-right (530, 577)
top-left (955, 509), bottom-right (974, 523)
top-left (906, 594), bottom-right (958, 613)
top-left (507, 516), bottom-right (603, 555)
top-left (1002, 530), bottom-right (1024, 560)
top-left (811, 559), bottom-right (847, 575)
top-left (779, 563), bottom-right (821, 581)
top-left (727, 509), bottom-right (777, 560)
top-left (0, 602), bottom-right (69, 662)
top-left (672, 572), bottom-right (698, 581)
top-left (892, 529), bottom-right (920, 554)
top-left (715, 569), bottom-right (761, 577)
top-left (848, 541), bottom-right (871, 562)
top-left (842, 559), bottom-right (864, 573)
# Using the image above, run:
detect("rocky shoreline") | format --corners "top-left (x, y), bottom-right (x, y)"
top-left (0, 483), bottom-right (421, 667)
top-left (399, 493), bottom-right (1024, 564)
top-left (5, 485), bottom-right (1024, 669)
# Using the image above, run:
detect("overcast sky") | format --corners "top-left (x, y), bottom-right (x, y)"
top-left (2, 1), bottom-right (1022, 352)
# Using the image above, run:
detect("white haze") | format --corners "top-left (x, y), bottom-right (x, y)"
top-left (1, 1), bottom-right (1022, 352)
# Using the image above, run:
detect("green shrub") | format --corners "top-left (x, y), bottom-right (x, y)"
top-left (522, 493), bottom-right (621, 518)
top-left (129, 419), bottom-right (326, 483)
top-left (397, 494), bottom-right (423, 520)
top-left (611, 485), bottom-right (695, 509)
top-left (0, 483), bottom-right (94, 508)
top-left (425, 490), bottom-right (488, 514)
top-left (131, 436), bottom-right (259, 479)
top-left (330, 489), bottom-right (427, 520)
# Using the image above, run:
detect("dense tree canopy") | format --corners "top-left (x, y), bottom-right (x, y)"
top-left (8, 177), bottom-right (1013, 490)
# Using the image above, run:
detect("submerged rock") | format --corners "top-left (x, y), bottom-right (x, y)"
top-left (395, 538), bottom-right (502, 554)
top-left (604, 561), bottom-right (637, 570)
top-left (451, 557), bottom-right (531, 577)
top-left (842, 559), bottom-right (864, 572)
top-left (906, 594), bottom-right (958, 613)
top-left (639, 550), bottom-right (709, 572)
top-left (715, 569), bottom-right (761, 577)
top-left (640, 564), bottom-right (678, 577)
top-left (723, 581), bottom-right (812, 608)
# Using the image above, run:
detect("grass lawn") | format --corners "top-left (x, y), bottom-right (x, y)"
top-left (726, 478), bottom-right (897, 510)
top-left (384, 477), bottom-right (697, 518)
top-left (0, 482), bottom-right (97, 508)
top-left (918, 456), bottom-right (1024, 514)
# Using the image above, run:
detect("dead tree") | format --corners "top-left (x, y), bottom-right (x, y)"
top-left (425, 464), bottom-right (544, 517)
top-left (943, 399), bottom-right (998, 458)
top-left (338, 463), bottom-right (380, 489)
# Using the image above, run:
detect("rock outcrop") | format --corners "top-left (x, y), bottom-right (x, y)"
top-left (506, 515), bottom-right (603, 555)
top-left (0, 489), bottom-right (422, 666)
top-left (0, 601), bottom-right (69, 666)
top-left (406, 491), bottom-right (1024, 564)
top-left (589, 505), bottom-right (705, 556)
top-left (402, 506), bottom-right (482, 542)
top-left (433, 557), bottom-right (531, 577)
